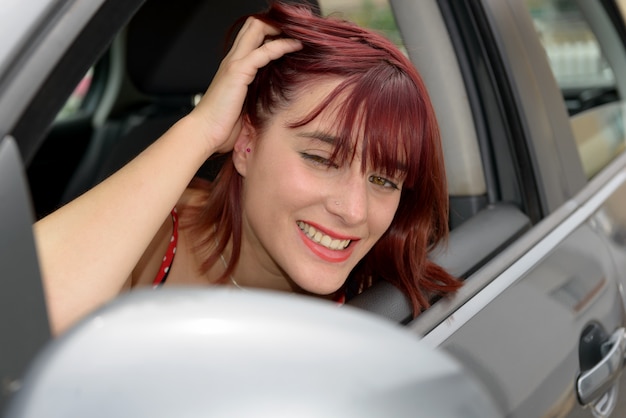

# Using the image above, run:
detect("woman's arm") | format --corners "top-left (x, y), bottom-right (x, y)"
top-left (34, 18), bottom-right (302, 335)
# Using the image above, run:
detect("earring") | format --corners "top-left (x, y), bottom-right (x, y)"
top-left (246, 147), bottom-right (251, 153)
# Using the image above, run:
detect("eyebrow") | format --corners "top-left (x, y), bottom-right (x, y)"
top-left (297, 130), bottom-right (408, 173)
top-left (296, 131), bottom-right (339, 145)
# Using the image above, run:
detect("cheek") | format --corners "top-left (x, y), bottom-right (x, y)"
top-left (369, 195), bottom-right (401, 238)
top-left (243, 153), bottom-right (322, 215)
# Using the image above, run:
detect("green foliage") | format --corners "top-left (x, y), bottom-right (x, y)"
top-left (323, 0), bottom-right (403, 47)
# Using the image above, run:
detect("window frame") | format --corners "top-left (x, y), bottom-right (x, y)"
top-left (8, 0), bottom-right (144, 166)
top-left (480, 0), bottom-right (587, 212)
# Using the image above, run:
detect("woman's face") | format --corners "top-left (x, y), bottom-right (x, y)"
top-left (234, 78), bottom-right (404, 295)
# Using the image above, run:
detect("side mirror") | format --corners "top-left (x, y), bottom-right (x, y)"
top-left (5, 288), bottom-right (501, 417)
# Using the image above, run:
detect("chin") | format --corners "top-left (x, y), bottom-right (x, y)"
top-left (294, 277), bottom-right (345, 297)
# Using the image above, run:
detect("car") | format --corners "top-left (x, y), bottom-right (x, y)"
top-left (2, 0), bottom-right (626, 416)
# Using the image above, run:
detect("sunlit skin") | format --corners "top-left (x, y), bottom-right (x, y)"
top-left (229, 78), bottom-right (405, 295)
top-left (36, 11), bottom-right (451, 336)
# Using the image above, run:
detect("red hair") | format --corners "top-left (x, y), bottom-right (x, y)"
top-left (186, 1), bottom-right (461, 316)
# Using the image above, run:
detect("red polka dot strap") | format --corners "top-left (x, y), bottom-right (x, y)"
top-left (151, 209), bottom-right (347, 302)
top-left (153, 208), bottom-right (179, 288)
top-left (335, 294), bottom-right (345, 305)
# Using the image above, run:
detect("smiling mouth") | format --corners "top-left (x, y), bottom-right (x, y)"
top-left (297, 221), bottom-right (351, 250)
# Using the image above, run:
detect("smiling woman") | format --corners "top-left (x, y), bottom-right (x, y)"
top-left (34, 0), bottom-right (461, 335)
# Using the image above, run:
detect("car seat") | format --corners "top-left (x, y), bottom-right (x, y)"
top-left (61, 0), bottom-right (321, 203)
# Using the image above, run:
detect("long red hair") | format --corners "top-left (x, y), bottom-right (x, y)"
top-left (186, 1), bottom-right (461, 316)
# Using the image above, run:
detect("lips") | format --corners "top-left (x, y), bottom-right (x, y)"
top-left (296, 220), bottom-right (358, 263)
top-left (297, 221), bottom-right (351, 250)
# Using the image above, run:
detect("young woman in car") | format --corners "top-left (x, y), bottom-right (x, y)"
top-left (35, 1), bottom-right (461, 334)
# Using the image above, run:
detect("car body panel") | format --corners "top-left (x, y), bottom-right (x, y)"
top-left (424, 217), bottom-right (625, 416)
top-left (403, 0), bottom-right (626, 416)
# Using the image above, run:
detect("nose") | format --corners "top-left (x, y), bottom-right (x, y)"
top-left (327, 173), bottom-right (368, 225)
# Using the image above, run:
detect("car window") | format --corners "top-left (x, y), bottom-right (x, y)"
top-left (528, 0), bottom-right (626, 179)
top-left (319, 0), bottom-right (489, 222)
top-left (55, 68), bottom-right (93, 121)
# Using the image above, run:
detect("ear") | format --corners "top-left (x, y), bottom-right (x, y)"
top-left (232, 118), bottom-right (256, 178)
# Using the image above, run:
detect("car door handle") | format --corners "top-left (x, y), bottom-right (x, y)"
top-left (577, 327), bottom-right (626, 405)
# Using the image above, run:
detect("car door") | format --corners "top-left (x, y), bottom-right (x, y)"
top-left (0, 137), bottom-right (50, 413)
top-left (382, 0), bottom-right (626, 416)
top-left (0, 0), bottom-right (143, 411)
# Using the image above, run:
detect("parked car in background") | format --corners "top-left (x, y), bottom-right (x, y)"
top-left (3, 0), bottom-right (626, 416)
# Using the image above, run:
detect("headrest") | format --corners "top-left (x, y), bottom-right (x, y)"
top-left (126, 0), bottom-right (319, 96)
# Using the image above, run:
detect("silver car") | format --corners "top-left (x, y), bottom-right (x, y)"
top-left (2, 0), bottom-right (626, 417)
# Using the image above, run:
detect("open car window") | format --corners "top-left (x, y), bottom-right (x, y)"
top-left (340, 0), bottom-right (534, 324)
top-left (320, 0), bottom-right (489, 230)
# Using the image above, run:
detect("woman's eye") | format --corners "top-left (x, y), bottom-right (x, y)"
top-left (369, 175), bottom-right (399, 190)
top-left (300, 152), bottom-right (338, 168)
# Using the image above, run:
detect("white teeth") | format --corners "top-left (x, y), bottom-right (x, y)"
top-left (297, 221), bottom-right (351, 250)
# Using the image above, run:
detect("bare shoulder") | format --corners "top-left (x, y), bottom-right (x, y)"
top-left (130, 187), bottom-right (210, 288)
top-left (131, 212), bottom-right (175, 288)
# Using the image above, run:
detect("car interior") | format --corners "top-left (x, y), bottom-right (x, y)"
top-left (18, 0), bottom-right (538, 330)
top-left (27, 0), bottom-right (269, 218)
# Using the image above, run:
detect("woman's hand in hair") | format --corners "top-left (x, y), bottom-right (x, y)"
top-left (189, 17), bottom-right (302, 156)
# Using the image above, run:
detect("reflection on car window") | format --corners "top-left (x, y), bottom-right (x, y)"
top-left (528, 0), bottom-right (625, 179)
top-left (569, 103), bottom-right (626, 178)
top-left (55, 68), bottom-right (93, 121)
top-left (317, 0), bottom-right (404, 50)
top-left (529, 1), bottom-right (615, 95)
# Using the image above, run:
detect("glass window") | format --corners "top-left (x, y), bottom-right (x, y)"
top-left (527, 0), bottom-right (626, 178)
top-left (529, 1), bottom-right (615, 95)
top-left (55, 68), bottom-right (93, 121)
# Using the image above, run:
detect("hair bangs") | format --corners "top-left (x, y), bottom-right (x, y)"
top-left (354, 65), bottom-right (426, 188)
top-left (286, 64), bottom-right (426, 188)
